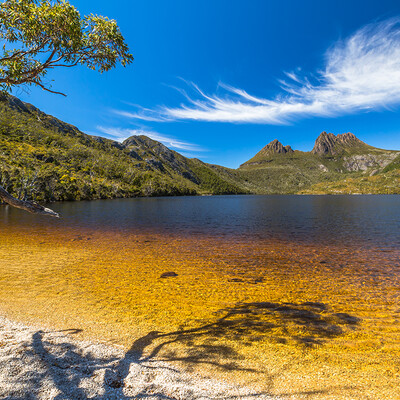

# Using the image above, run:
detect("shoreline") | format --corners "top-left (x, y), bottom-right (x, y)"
top-left (0, 315), bottom-right (278, 400)
top-left (2, 192), bottom-right (400, 210)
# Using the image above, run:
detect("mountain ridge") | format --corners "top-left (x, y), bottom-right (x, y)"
top-left (238, 131), bottom-right (399, 194)
top-left (0, 93), bottom-right (399, 201)
top-left (0, 93), bottom-right (246, 202)
top-left (311, 131), bottom-right (373, 155)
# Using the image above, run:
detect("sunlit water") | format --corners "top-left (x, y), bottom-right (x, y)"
top-left (1, 195), bottom-right (399, 399)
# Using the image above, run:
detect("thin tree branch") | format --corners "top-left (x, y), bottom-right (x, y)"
top-left (0, 39), bottom-right (51, 62)
top-left (48, 59), bottom-right (83, 68)
top-left (42, 48), bottom-right (57, 67)
top-left (0, 50), bottom-right (26, 62)
top-left (32, 80), bottom-right (66, 96)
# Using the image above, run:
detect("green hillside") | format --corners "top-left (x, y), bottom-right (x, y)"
top-left (300, 154), bottom-right (400, 194)
top-left (237, 133), bottom-right (400, 194)
top-left (1, 93), bottom-right (399, 203)
top-left (0, 93), bottom-right (245, 203)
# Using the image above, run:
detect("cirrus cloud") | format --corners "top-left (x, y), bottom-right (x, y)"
top-left (122, 17), bottom-right (400, 124)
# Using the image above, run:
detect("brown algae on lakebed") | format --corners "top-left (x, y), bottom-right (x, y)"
top-left (0, 226), bottom-right (399, 399)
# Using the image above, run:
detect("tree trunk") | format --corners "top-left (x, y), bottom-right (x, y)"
top-left (0, 185), bottom-right (59, 218)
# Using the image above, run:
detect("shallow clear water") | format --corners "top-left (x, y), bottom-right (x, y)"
top-left (2, 194), bottom-right (400, 249)
top-left (0, 195), bottom-right (399, 399)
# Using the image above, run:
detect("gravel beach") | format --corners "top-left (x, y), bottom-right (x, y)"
top-left (0, 316), bottom-right (278, 400)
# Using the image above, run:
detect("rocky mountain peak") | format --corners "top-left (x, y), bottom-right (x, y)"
top-left (336, 132), bottom-right (360, 145)
top-left (312, 132), bottom-right (366, 155)
top-left (261, 139), bottom-right (294, 155)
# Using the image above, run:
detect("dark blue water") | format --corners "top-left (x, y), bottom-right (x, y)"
top-left (1, 195), bottom-right (400, 250)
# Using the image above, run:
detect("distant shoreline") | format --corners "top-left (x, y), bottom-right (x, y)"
top-left (1, 192), bottom-right (400, 210)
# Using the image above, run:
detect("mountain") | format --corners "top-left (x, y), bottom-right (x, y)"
top-left (1, 93), bottom-right (399, 203)
top-left (311, 132), bottom-right (371, 155)
top-left (238, 132), bottom-right (400, 194)
top-left (244, 139), bottom-right (294, 165)
top-left (0, 93), bottom-right (245, 203)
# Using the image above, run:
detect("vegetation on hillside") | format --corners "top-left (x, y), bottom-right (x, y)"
top-left (237, 152), bottom-right (349, 194)
top-left (299, 170), bottom-right (400, 194)
top-left (0, 94), bottom-right (245, 203)
top-left (187, 160), bottom-right (245, 195)
top-left (0, 93), bottom-right (399, 203)
top-left (237, 139), bottom-right (400, 194)
top-left (0, 0), bottom-right (134, 215)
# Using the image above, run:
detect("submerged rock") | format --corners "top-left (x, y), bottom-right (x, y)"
top-left (228, 278), bottom-right (245, 283)
top-left (160, 271), bottom-right (178, 278)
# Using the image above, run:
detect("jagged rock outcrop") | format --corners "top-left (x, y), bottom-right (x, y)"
top-left (240, 139), bottom-right (295, 167)
top-left (312, 132), bottom-right (368, 155)
top-left (284, 145), bottom-right (293, 153)
top-left (343, 153), bottom-right (399, 172)
top-left (259, 139), bottom-right (294, 155)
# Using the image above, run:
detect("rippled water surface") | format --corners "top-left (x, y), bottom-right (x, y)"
top-left (1, 195), bottom-right (399, 399)
top-left (3, 194), bottom-right (400, 247)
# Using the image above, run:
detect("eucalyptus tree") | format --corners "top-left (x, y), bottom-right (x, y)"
top-left (0, 0), bottom-right (133, 217)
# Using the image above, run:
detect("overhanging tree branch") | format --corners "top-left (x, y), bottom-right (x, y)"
top-left (0, 0), bottom-right (133, 217)
top-left (0, 1), bottom-right (133, 94)
top-left (32, 80), bottom-right (66, 96)
top-left (0, 185), bottom-right (59, 217)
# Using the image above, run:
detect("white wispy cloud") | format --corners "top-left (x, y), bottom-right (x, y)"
top-left (122, 17), bottom-right (400, 124)
top-left (112, 109), bottom-right (171, 122)
top-left (96, 126), bottom-right (206, 152)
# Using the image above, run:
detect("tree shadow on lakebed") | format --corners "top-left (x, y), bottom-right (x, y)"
top-left (130, 300), bottom-right (362, 370)
top-left (8, 301), bottom-right (361, 399)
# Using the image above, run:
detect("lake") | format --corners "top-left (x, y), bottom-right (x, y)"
top-left (1, 195), bottom-right (399, 399)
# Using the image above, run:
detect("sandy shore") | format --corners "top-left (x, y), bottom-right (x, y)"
top-left (0, 316), bottom-right (278, 400)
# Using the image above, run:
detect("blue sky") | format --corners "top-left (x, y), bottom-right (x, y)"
top-left (15, 0), bottom-right (400, 168)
